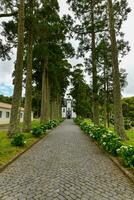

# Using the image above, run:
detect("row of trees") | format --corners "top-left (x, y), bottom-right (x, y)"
top-left (67, 0), bottom-right (131, 140)
top-left (0, 0), bottom-right (131, 141)
top-left (0, 0), bottom-right (74, 137)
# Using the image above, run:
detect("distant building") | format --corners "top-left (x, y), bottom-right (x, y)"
top-left (62, 95), bottom-right (76, 119)
top-left (0, 102), bottom-right (33, 125)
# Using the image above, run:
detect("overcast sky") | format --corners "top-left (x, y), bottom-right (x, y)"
top-left (0, 0), bottom-right (134, 97)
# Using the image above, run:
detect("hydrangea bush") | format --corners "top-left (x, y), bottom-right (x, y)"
top-left (100, 131), bottom-right (122, 156)
top-left (31, 119), bottom-right (61, 137)
top-left (74, 118), bottom-right (134, 167)
top-left (11, 134), bottom-right (26, 147)
top-left (117, 145), bottom-right (134, 167)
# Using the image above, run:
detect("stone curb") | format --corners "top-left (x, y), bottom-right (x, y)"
top-left (0, 124), bottom-right (60, 173)
top-left (108, 155), bottom-right (134, 184)
top-left (92, 138), bottom-right (134, 184)
top-left (93, 140), bottom-right (134, 184)
top-left (78, 126), bottom-right (134, 184)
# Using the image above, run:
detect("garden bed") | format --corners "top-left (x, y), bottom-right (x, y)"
top-left (0, 119), bottom-right (62, 171)
top-left (74, 118), bottom-right (134, 181)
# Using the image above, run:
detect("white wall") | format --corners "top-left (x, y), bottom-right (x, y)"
top-left (61, 107), bottom-right (77, 119)
top-left (0, 108), bottom-right (25, 125)
top-left (72, 108), bottom-right (77, 118)
top-left (62, 107), bottom-right (67, 118)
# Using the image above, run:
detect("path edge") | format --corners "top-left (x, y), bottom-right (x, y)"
top-left (0, 123), bottom-right (61, 173)
top-left (94, 140), bottom-right (134, 184)
top-left (108, 155), bottom-right (134, 184)
top-left (78, 125), bottom-right (134, 184)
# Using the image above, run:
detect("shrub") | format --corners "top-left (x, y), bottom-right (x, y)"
top-left (45, 121), bottom-right (54, 130)
top-left (110, 117), bottom-right (114, 125)
top-left (74, 117), bottom-right (83, 125)
top-left (40, 124), bottom-right (48, 132)
top-left (75, 118), bottom-right (134, 167)
top-left (100, 131), bottom-right (122, 156)
top-left (124, 118), bottom-right (132, 130)
top-left (51, 120), bottom-right (59, 127)
top-left (75, 119), bottom-right (122, 156)
top-left (32, 120), bottom-right (60, 137)
top-left (80, 119), bottom-right (92, 132)
top-left (131, 121), bottom-right (134, 127)
top-left (11, 134), bottom-right (26, 147)
top-left (89, 126), bottom-right (108, 141)
top-left (31, 126), bottom-right (44, 137)
top-left (46, 120), bottom-right (61, 129)
top-left (117, 145), bottom-right (134, 167)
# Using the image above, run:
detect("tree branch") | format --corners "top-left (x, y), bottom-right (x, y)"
top-left (0, 11), bottom-right (18, 18)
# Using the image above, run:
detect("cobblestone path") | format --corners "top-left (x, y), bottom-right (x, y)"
top-left (0, 120), bottom-right (134, 200)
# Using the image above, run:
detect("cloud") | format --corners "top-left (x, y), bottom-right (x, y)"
top-left (120, 0), bottom-right (134, 97)
top-left (0, 48), bottom-right (16, 83)
top-left (0, 0), bottom-right (134, 98)
top-left (0, 83), bottom-right (13, 96)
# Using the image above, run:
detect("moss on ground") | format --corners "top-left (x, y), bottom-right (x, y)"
top-left (0, 120), bottom-right (40, 166)
top-left (124, 128), bottom-right (134, 146)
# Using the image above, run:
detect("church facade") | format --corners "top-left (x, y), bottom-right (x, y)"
top-left (62, 96), bottom-right (76, 119)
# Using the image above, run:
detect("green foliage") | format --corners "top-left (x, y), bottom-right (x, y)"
top-left (0, 95), bottom-right (12, 104)
top-left (75, 118), bottom-right (124, 156)
top-left (31, 120), bottom-right (61, 137)
top-left (100, 131), bottom-right (122, 156)
top-left (31, 126), bottom-right (44, 137)
top-left (117, 145), bottom-right (134, 167)
top-left (73, 117), bottom-right (83, 125)
top-left (110, 117), bottom-right (114, 125)
top-left (70, 67), bottom-right (92, 118)
top-left (45, 120), bottom-right (61, 129)
top-left (124, 129), bottom-right (134, 146)
top-left (122, 97), bottom-right (134, 126)
top-left (11, 134), bottom-right (26, 147)
top-left (89, 126), bottom-right (109, 142)
top-left (124, 118), bottom-right (132, 130)
top-left (75, 117), bottom-right (134, 166)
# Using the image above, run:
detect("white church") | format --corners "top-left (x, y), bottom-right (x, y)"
top-left (62, 95), bottom-right (76, 119)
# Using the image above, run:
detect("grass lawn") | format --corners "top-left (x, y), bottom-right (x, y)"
top-left (0, 131), bottom-right (38, 166)
top-left (124, 128), bottom-right (134, 146)
top-left (108, 125), bottom-right (134, 146)
top-left (0, 120), bottom-right (41, 166)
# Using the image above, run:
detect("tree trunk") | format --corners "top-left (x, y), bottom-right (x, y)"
top-left (40, 58), bottom-right (50, 123)
top-left (106, 70), bottom-right (110, 128)
top-left (103, 64), bottom-right (107, 128)
top-left (52, 96), bottom-right (59, 120)
top-left (8, 0), bottom-right (25, 137)
top-left (58, 96), bottom-right (62, 120)
top-left (91, 0), bottom-right (99, 125)
top-left (50, 98), bottom-right (56, 120)
top-left (23, 0), bottom-right (33, 132)
top-left (107, 0), bottom-right (128, 140)
top-left (54, 99), bottom-right (58, 120)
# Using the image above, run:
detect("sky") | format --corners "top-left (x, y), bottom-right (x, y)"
top-left (0, 0), bottom-right (134, 97)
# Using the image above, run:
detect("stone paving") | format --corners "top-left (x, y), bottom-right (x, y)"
top-left (0, 119), bottom-right (134, 200)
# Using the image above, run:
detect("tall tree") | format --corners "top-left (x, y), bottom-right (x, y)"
top-left (67, 0), bottom-right (107, 125)
top-left (41, 56), bottom-right (50, 123)
top-left (107, 0), bottom-right (128, 140)
top-left (70, 65), bottom-right (92, 118)
top-left (90, 0), bottom-right (99, 124)
top-left (8, 0), bottom-right (25, 137)
top-left (23, 0), bottom-right (34, 132)
top-left (95, 35), bottom-right (129, 127)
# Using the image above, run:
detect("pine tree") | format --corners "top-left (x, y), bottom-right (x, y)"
top-left (67, 0), bottom-right (107, 125)
top-left (107, 0), bottom-right (128, 140)
top-left (23, 0), bottom-right (34, 132)
top-left (8, 0), bottom-right (25, 137)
